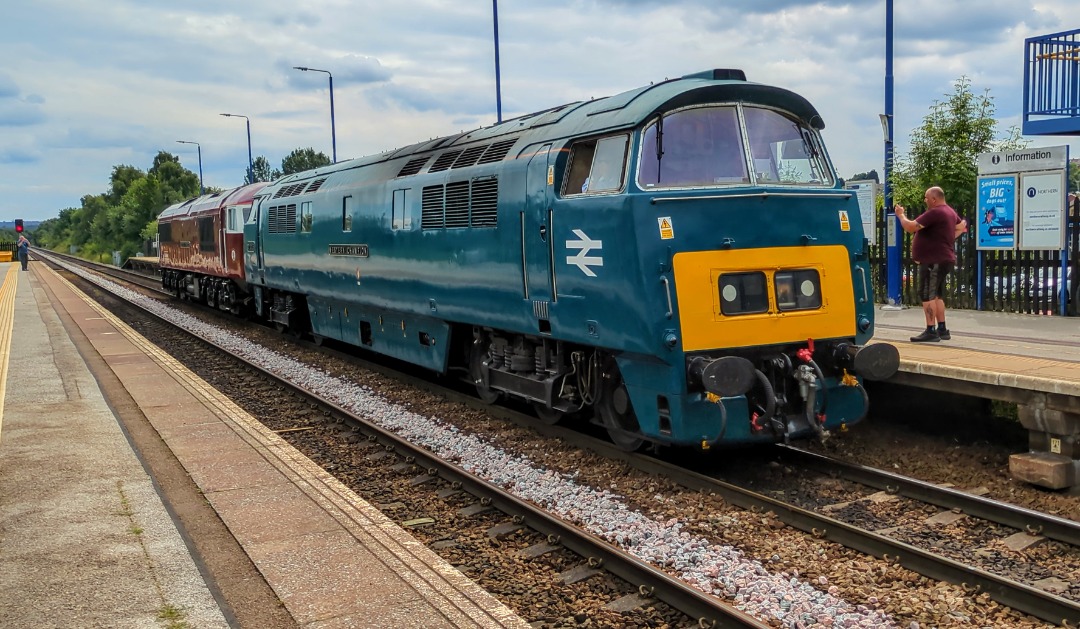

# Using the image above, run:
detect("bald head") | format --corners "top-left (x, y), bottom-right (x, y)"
top-left (924, 186), bottom-right (945, 206)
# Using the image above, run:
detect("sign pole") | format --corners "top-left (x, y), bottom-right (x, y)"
top-left (884, 0), bottom-right (901, 306)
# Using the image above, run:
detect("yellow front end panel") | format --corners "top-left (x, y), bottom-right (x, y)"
top-left (673, 246), bottom-right (856, 352)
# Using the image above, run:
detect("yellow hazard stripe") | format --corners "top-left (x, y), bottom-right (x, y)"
top-left (0, 264), bottom-right (19, 445)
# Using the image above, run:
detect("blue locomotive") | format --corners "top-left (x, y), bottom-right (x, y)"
top-left (166, 68), bottom-right (899, 450)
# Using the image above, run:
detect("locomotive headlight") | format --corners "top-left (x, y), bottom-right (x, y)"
top-left (719, 272), bottom-right (768, 315)
top-left (775, 269), bottom-right (821, 311)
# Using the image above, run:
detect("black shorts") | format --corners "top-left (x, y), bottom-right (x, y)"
top-left (917, 262), bottom-right (953, 302)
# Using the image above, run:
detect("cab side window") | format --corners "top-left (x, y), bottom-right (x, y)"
top-left (563, 135), bottom-right (629, 196)
top-left (300, 201), bottom-right (313, 233)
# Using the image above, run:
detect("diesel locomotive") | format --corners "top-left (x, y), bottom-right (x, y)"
top-left (159, 68), bottom-right (899, 451)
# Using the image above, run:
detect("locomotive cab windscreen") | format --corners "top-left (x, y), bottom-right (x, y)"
top-left (637, 105), bottom-right (834, 189)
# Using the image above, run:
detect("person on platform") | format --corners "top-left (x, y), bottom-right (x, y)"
top-left (894, 186), bottom-right (968, 342)
top-left (16, 234), bottom-right (30, 271)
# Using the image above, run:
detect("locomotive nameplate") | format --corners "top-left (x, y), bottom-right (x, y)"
top-left (329, 244), bottom-right (369, 257)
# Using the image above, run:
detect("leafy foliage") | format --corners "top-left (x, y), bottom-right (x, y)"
top-left (35, 151), bottom-right (200, 262)
top-left (890, 77), bottom-right (1027, 214)
top-left (281, 147), bottom-right (331, 176)
top-left (848, 169), bottom-right (879, 183)
top-left (34, 144), bottom-right (336, 264)
top-left (252, 156), bottom-right (281, 183)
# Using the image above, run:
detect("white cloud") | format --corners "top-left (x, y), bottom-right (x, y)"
top-left (1, 0), bottom-right (1078, 219)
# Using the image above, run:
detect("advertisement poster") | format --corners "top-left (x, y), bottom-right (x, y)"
top-left (1018, 171), bottom-right (1066, 250)
top-left (976, 175), bottom-right (1016, 250)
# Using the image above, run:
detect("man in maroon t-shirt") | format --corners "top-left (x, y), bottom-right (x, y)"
top-left (894, 186), bottom-right (968, 342)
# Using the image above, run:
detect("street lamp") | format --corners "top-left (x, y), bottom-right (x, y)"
top-left (492, 0), bottom-right (503, 123)
top-left (220, 113), bottom-right (254, 184)
top-left (293, 66), bottom-right (337, 163)
top-left (175, 140), bottom-right (204, 194)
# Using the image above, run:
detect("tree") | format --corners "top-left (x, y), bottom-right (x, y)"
top-left (107, 165), bottom-right (146, 204)
top-left (252, 155), bottom-right (281, 183)
top-left (281, 147), bottom-right (331, 176)
top-left (890, 76), bottom-right (1027, 214)
top-left (149, 151), bottom-right (200, 203)
top-left (849, 169), bottom-right (879, 183)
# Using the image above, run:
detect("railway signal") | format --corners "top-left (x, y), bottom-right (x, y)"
top-left (14, 219), bottom-right (23, 232)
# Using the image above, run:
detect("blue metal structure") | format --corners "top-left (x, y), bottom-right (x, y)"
top-left (1024, 28), bottom-right (1080, 136)
top-left (884, 0), bottom-right (900, 305)
top-left (228, 71), bottom-right (899, 451)
top-left (492, 0), bottom-right (503, 123)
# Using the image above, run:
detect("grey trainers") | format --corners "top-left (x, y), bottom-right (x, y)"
top-left (938, 329), bottom-right (951, 340)
top-left (910, 329), bottom-right (940, 343)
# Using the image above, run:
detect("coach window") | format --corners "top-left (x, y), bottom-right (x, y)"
top-left (342, 196), bottom-right (354, 232)
top-left (198, 217), bottom-right (216, 253)
top-left (563, 135), bottom-right (628, 196)
top-left (638, 106), bottom-right (749, 188)
top-left (300, 201), bottom-right (313, 233)
top-left (226, 206), bottom-right (240, 232)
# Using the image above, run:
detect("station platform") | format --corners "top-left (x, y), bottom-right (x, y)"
top-left (872, 304), bottom-right (1080, 490)
top-left (0, 261), bottom-right (529, 628)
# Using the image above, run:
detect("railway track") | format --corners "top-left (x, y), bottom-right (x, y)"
top-left (42, 252), bottom-right (771, 628)
top-left (47, 251), bottom-right (1078, 627)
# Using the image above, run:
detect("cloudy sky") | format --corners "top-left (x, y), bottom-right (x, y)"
top-left (2, 0), bottom-right (1078, 221)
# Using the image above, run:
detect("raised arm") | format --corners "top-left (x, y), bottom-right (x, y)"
top-left (894, 204), bottom-right (922, 234)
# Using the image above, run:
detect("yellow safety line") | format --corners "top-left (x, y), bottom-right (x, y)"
top-left (0, 264), bottom-right (20, 445)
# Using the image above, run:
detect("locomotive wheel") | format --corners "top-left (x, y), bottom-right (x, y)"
top-left (470, 341), bottom-right (501, 404)
top-left (312, 333), bottom-right (326, 347)
top-left (532, 403), bottom-right (564, 425)
top-left (598, 358), bottom-right (645, 452)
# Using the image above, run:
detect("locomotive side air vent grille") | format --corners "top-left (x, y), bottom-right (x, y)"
top-left (444, 181), bottom-right (470, 228)
top-left (305, 178), bottom-right (328, 194)
top-left (477, 139), bottom-right (517, 164)
top-left (470, 178), bottom-right (499, 227)
top-left (273, 183), bottom-right (307, 199)
top-left (268, 204), bottom-right (298, 234)
top-left (397, 156), bottom-right (429, 177)
top-left (429, 150), bottom-right (463, 173)
top-left (451, 145), bottom-right (488, 169)
top-left (421, 185), bottom-right (445, 229)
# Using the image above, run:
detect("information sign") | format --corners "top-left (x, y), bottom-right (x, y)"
top-left (1018, 171), bottom-right (1067, 250)
top-left (844, 180), bottom-right (877, 246)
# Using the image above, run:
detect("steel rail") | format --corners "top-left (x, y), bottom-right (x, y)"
top-left (49, 252), bottom-right (1080, 626)
top-left (464, 411), bottom-right (1080, 626)
top-left (619, 450), bottom-right (1080, 627)
top-left (777, 444), bottom-right (1080, 547)
top-left (45, 251), bottom-right (770, 629)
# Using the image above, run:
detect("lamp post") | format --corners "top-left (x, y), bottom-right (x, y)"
top-left (293, 66), bottom-right (337, 163)
top-left (220, 113), bottom-right (254, 184)
top-left (175, 140), bottom-right (203, 194)
top-left (492, 0), bottom-right (503, 123)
